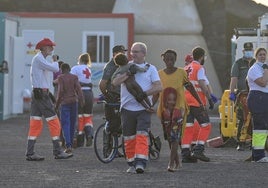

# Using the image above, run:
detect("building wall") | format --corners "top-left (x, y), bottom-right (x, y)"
top-left (113, 0), bottom-right (222, 97)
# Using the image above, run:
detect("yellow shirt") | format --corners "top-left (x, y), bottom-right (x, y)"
top-left (157, 68), bottom-right (189, 118)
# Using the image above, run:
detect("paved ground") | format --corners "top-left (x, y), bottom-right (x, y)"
top-left (1, 110), bottom-right (268, 188)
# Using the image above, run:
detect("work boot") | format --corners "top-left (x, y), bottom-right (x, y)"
top-left (76, 133), bottom-right (85, 147)
top-left (181, 148), bottom-right (197, 163)
top-left (84, 126), bottom-right (94, 147)
top-left (26, 153), bottom-right (45, 161)
top-left (26, 139), bottom-right (45, 161)
top-left (53, 139), bottom-right (73, 159)
top-left (192, 144), bottom-right (210, 162)
top-left (236, 142), bottom-right (246, 151)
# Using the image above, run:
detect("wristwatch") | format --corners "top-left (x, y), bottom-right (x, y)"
top-left (262, 64), bottom-right (268, 69)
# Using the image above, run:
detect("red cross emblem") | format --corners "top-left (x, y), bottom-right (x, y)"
top-left (27, 42), bottom-right (33, 49)
top-left (83, 68), bottom-right (91, 79)
top-left (185, 66), bottom-right (192, 77)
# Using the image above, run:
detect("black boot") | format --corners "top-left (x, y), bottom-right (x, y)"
top-left (76, 133), bottom-right (85, 147)
top-left (192, 144), bottom-right (210, 162)
top-left (181, 148), bottom-right (197, 163)
top-left (26, 139), bottom-right (45, 161)
top-left (236, 142), bottom-right (246, 151)
top-left (52, 139), bottom-right (73, 159)
top-left (84, 126), bottom-right (94, 147)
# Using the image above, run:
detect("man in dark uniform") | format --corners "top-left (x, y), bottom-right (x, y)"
top-left (99, 45), bottom-right (127, 156)
top-left (229, 42), bottom-right (255, 151)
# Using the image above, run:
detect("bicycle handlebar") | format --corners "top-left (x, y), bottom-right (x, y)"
top-left (97, 100), bottom-right (120, 107)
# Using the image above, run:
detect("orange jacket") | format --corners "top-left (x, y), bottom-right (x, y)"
top-left (184, 61), bottom-right (206, 107)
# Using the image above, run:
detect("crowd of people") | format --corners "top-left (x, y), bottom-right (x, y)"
top-left (25, 37), bottom-right (268, 174)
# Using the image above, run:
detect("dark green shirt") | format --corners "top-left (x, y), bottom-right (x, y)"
top-left (230, 57), bottom-right (255, 90)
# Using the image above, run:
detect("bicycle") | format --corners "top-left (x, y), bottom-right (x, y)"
top-left (94, 98), bottom-right (161, 163)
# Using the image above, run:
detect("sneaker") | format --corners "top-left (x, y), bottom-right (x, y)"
top-left (86, 137), bottom-right (93, 147)
top-left (26, 153), bottom-right (45, 161)
top-left (182, 156), bottom-right (197, 163)
top-left (192, 151), bottom-right (210, 162)
top-left (256, 157), bottom-right (268, 163)
top-left (126, 166), bottom-right (136, 174)
top-left (135, 165), bottom-right (145, 174)
top-left (64, 147), bottom-right (72, 154)
top-left (55, 151), bottom-right (73, 159)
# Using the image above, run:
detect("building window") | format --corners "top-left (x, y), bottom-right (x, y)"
top-left (83, 32), bottom-right (114, 63)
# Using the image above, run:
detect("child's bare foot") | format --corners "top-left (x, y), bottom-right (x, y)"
top-left (167, 166), bottom-right (175, 172)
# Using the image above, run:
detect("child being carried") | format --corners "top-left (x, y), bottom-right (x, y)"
top-left (112, 53), bottom-right (154, 112)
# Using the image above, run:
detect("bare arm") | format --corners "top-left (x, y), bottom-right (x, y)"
top-left (184, 81), bottom-right (203, 106)
top-left (99, 79), bottom-right (108, 95)
top-left (229, 77), bottom-right (238, 93)
top-left (145, 80), bottom-right (162, 96)
top-left (198, 79), bottom-right (211, 100)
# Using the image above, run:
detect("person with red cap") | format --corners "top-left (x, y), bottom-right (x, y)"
top-left (25, 38), bottom-right (73, 161)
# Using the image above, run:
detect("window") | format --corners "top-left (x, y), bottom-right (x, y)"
top-left (83, 32), bottom-right (114, 63)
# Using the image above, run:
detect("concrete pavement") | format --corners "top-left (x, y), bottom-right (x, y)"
top-left (0, 112), bottom-right (268, 188)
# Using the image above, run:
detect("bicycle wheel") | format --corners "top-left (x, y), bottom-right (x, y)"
top-left (94, 122), bottom-right (118, 163)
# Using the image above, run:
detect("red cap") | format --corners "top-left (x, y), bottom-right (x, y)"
top-left (184, 54), bottom-right (193, 64)
top-left (35, 38), bottom-right (56, 49)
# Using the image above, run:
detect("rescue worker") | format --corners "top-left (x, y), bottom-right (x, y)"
top-left (112, 42), bottom-right (162, 174)
top-left (25, 38), bottom-right (73, 161)
top-left (71, 53), bottom-right (94, 147)
top-left (247, 47), bottom-right (268, 162)
top-left (181, 46), bottom-right (215, 162)
top-left (229, 42), bottom-right (255, 151)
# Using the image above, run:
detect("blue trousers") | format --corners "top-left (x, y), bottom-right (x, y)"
top-left (60, 102), bottom-right (78, 148)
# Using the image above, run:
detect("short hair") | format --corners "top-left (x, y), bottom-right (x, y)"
top-left (132, 42), bottom-right (147, 54)
top-left (61, 63), bottom-right (70, 72)
top-left (78, 53), bottom-right (91, 67)
top-left (161, 49), bottom-right (177, 60)
top-left (114, 53), bottom-right (128, 66)
top-left (192, 46), bottom-right (205, 60)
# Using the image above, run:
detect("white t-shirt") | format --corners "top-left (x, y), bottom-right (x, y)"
top-left (247, 62), bottom-right (268, 93)
top-left (120, 62), bottom-right (160, 111)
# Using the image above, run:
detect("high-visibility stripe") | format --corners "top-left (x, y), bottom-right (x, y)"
top-left (181, 144), bottom-right (191, 148)
top-left (252, 131), bottom-right (267, 149)
top-left (30, 116), bottom-right (42, 120)
top-left (28, 118), bottom-right (43, 137)
top-left (124, 135), bottom-right (136, 141)
top-left (47, 118), bottom-right (61, 137)
top-left (52, 136), bottom-right (60, 140)
top-left (45, 115), bottom-right (58, 122)
top-left (185, 123), bottom-right (194, 127)
top-left (27, 136), bottom-right (37, 140)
